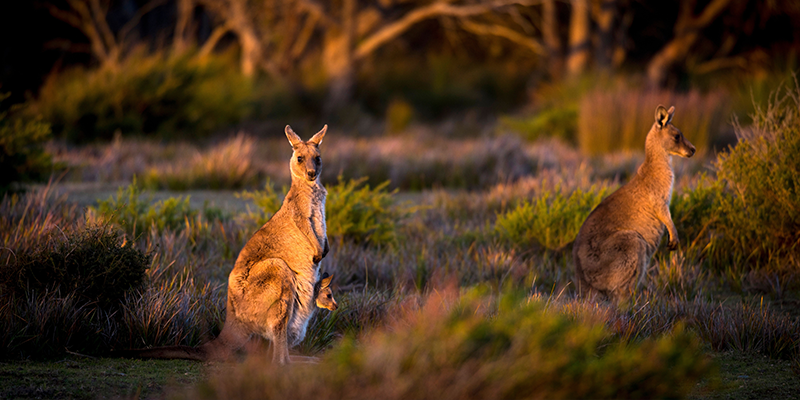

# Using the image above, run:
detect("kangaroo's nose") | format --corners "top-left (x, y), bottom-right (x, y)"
top-left (331, 303), bottom-right (338, 311)
top-left (307, 170), bottom-right (316, 179)
top-left (688, 146), bottom-right (696, 157)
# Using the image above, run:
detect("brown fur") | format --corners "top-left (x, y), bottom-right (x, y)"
top-left (573, 106), bottom-right (696, 301)
top-left (117, 125), bottom-right (334, 364)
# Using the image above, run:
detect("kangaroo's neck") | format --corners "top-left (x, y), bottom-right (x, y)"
top-left (637, 130), bottom-right (675, 201)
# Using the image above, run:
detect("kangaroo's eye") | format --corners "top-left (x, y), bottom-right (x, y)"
top-left (297, 156), bottom-right (304, 163)
top-left (674, 134), bottom-right (680, 141)
top-left (315, 156), bottom-right (321, 163)
top-left (327, 294), bottom-right (332, 298)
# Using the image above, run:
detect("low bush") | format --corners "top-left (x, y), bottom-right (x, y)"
top-left (495, 185), bottom-right (610, 253)
top-left (0, 94), bottom-right (53, 193)
top-left (30, 52), bottom-right (254, 142)
top-left (0, 225), bottom-right (150, 307)
top-left (90, 181), bottom-right (199, 236)
top-left (239, 177), bottom-right (412, 246)
top-left (326, 177), bottom-right (412, 246)
top-left (499, 106), bottom-right (578, 144)
top-left (186, 289), bottom-right (713, 400)
top-left (671, 80), bottom-right (800, 273)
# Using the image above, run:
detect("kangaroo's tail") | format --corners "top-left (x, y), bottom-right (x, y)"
top-left (112, 345), bottom-right (206, 361)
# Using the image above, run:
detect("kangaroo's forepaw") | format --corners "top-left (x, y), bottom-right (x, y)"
top-left (668, 239), bottom-right (680, 251)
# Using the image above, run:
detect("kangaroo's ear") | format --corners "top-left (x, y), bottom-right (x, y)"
top-left (285, 125), bottom-right (302, 147)
top-left (655, 105), bottom-right (673, 128)
top-left (321, 273), bottom-right (333, 289)
top-left (308, 124), bottom-right (327, 146)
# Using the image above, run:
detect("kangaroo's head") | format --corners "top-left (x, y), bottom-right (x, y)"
top-left (314, 272), bottom-right (337, 311)
top-left (285, 125), bottom-right (327, 184)
top-left (650, 105), bottom-right (696, 158)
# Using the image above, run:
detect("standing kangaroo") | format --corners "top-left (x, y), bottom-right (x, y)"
top-left (573, 106), bottom-right (696, 301)
top-left (120, 125), bottom-right (333, 364)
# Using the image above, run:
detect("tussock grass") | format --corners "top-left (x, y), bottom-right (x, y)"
top-left (144, 133), bottom-right (258, 190)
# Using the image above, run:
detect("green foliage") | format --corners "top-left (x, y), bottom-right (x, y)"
top-left (386, 98), bottom-right (414, 134)
top-left (90, 181), bottom-right (198, 236)
top-left (0, 225), bottom-right (150, 307)
top-left (188, 290), bottom-right (713, 400)
top-left (0, 94), bottom-right (53, 193)
top-left (326, 177), bottom-right (410, 246)
top-left (235, 180), bottom-right (284, 227)
top-left (30, 53), bottom-right (253, 142)
top-left (238, 177), bottom-right (410, 246)
top-left (672, 81), bottom-right (800, 272)
top-left (499, 105), bottom-right (578, 144)
top-left (495, 185), bottom-right (610, 252)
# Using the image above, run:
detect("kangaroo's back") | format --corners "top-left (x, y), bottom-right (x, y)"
top-left (573, 106), bottom-right (696, 301)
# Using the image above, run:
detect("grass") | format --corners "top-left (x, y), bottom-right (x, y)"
top-left (0, 356), bottom-right (203, 400)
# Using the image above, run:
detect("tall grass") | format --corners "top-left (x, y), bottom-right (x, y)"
top-left (578, 87), bottom-right (729, 155)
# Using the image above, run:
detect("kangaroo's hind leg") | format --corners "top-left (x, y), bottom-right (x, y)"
top-left (238, 258), bottom-right (295, 364)
top-left (592, 231), bottom-right (649, 301)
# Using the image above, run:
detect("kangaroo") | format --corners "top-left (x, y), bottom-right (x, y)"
top-left (572, 105), bottom-right (696, 301)
top-left (119, 125), bottom-right (332, 364)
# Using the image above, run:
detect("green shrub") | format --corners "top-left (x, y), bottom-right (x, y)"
top-left (672, 81), bottom-right (800, 272)
top-left (238, 177), bottom-right (411, 246)
top-left (236, 180), bottom-right (284, 227)
top-left (495, 185), bottom-right (611, 253)
top-left (90, 181), bottom-right (198, 236)
top-left (30, 52), bottom-right (253, 141)
top-left (0, 94), bottom-right (53, 193)
top-left (499, 105), bottom-right (578, 144)
top-left (326, 177), bottom-right (412, 246)
top-left (186, 289), bottom-right (713, 400)
top-left (0, 225), bottom-right (150, 307)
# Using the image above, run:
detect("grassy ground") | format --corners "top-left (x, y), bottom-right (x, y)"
top-left (0, 350), bottom-right (795, 400)
top-left (0, 356), bottom-right (203, 399)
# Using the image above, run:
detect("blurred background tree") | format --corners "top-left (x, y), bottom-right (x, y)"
top-left (1, 0), bottom-right (799, 142)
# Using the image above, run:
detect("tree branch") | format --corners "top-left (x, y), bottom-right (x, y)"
top-left (459, 19), bottom-right (546, 55)
top-left (119, 0), bottom-right (169, 46)
top-left (296, 0), bottom-right (338, 28)
top-left (198, 22), bottom-right (232, 57)
top-left (355, 0), bottom-right (538, 60)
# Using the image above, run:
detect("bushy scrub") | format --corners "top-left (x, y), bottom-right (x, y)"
top-left (239, 177), bottom-right (411, 246)
top-left (495, 185), bottom-right (610, 252)
top-left (30, 53), bottom-right (253, 141)
top-left (186, 289), bottom-right (712, 400)
top-left (90, 181), bottom-right (198, 236)
top-left (326, 177), bottom-right (412, 246)
top-left (0, 226), bottom-right (150, 306)
top-left (0, 94), bottom-right (53, 193)
top-left (672, 82), bottom-right (800, 272)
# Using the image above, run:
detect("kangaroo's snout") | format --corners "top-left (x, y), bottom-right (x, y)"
top-left (686, 144), bottom-right (696, 158)
top-left (307, 170), bottom-right (317, 180)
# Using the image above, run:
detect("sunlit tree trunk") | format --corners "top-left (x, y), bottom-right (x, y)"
top-left (173, 0), bottom-right (194, 53)
top-left (592, 0), bottom-right (616, 70)
top-left (567, 0), bottom-right (590, 77)
top-left (542, 0), bottom-right (563, 78)
top-left (323, 0), bottom-right (356, 114)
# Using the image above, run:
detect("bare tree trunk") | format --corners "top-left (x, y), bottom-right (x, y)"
top-left (542, 0), bottom-right (563, 78)
top-left (567, 0), bottom-right (590, 77)
top-left (592, 0), bottom-right (616, 70)
top-left (323, 0), bottom-right (356, 114)
top-left (646, 0), bottom-right (732, 87)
